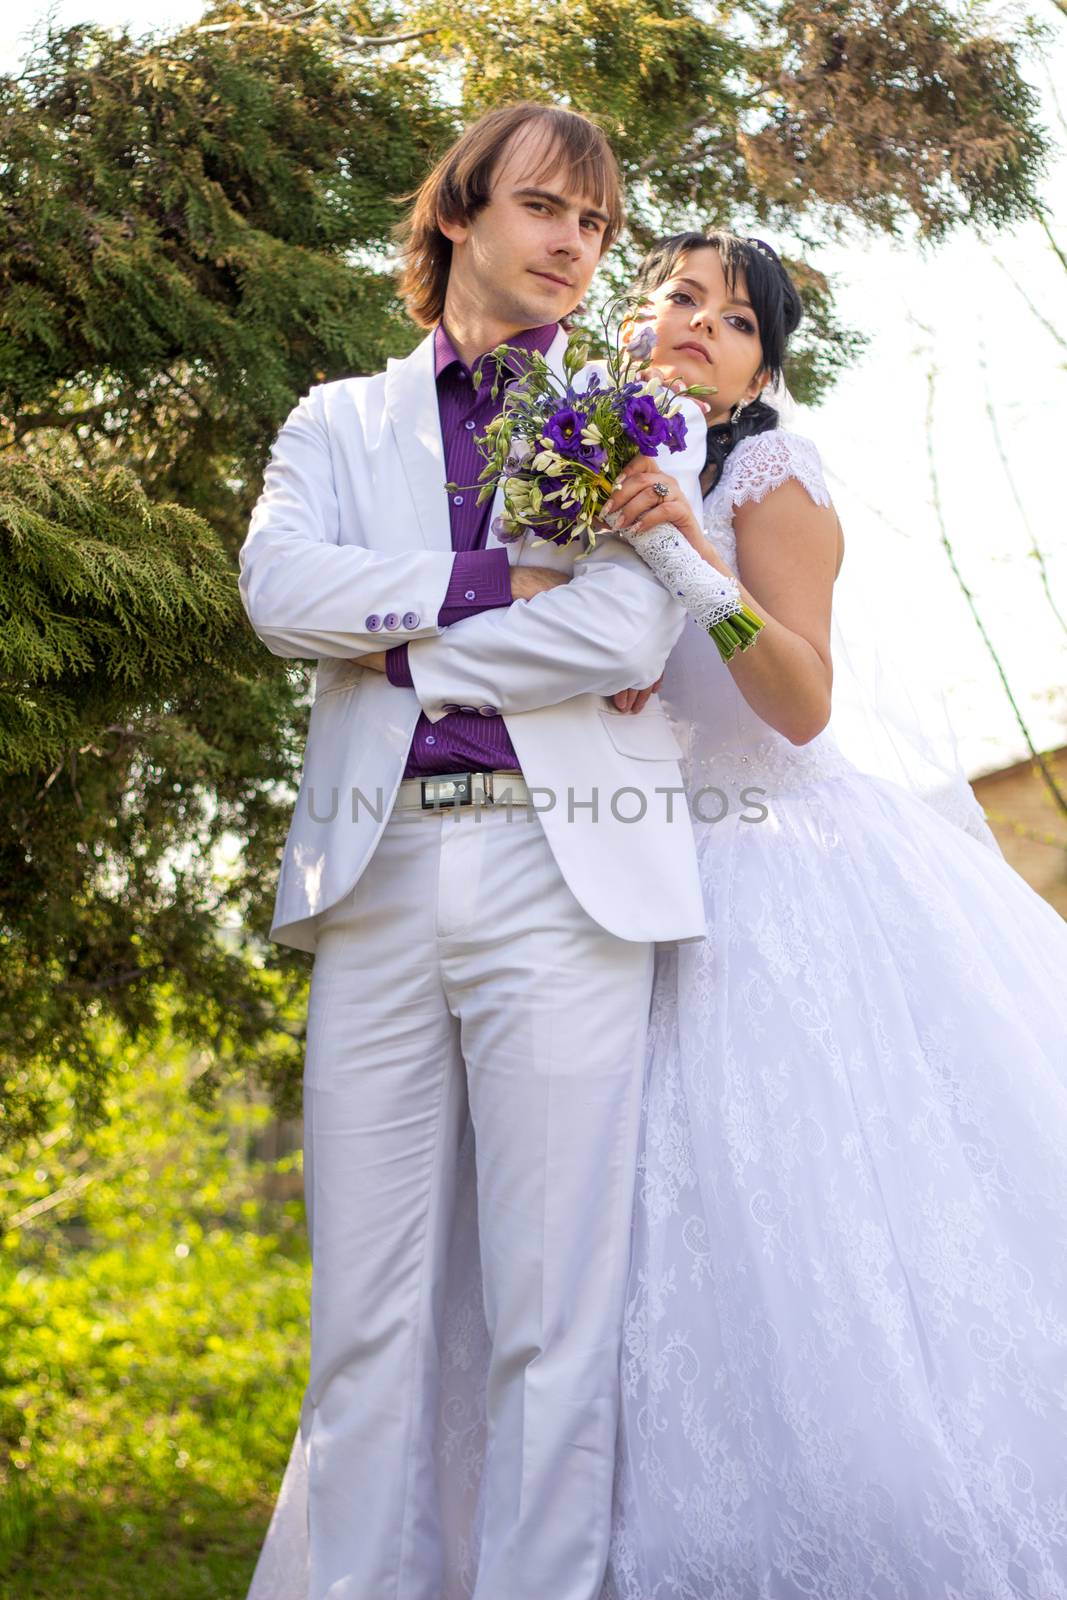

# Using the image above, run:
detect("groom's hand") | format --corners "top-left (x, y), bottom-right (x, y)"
top-left (613, 673), bottom-right (664, 714)
top-left (510, 566), bottom-right (571, 601)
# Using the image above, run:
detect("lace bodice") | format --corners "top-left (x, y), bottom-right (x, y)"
top-left (658, 429), bottom-right (853, 804)
top-left (702, 428), bottom-right (832, 563)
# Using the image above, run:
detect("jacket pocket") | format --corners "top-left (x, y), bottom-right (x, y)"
top-left (598, 707), bottom-right (684, 761)
top-left (313, 661), bottom-right (365, 701)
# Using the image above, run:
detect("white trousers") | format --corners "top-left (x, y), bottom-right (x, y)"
top-left (299, 799), bottom-right (654, 1600)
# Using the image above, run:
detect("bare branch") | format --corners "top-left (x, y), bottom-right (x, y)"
top-left (1034, 206), bottom-right (1067, 278)
top-left (632, 108), bottom-right (743, 181)
top-left (992, 251), bottom-right (1067, 351)
top-left (978, 343), bottom-right (1067, 645)
top-left (0, 1126), bottom-right (75, 1190)
top-left (1042, 58), bottom-right (1067, 142)
top-left (194, 19), bottom-right (438, 50)
top-left (924, 363), bottom-right (1067, 821)
top-left (5, 1168), bottom-right (98, 1229)
top-left (82, 959), bottom-right (164, 994)
top-left (13, 398), bottom-right (125, 440)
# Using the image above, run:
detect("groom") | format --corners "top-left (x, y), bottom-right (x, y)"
top-left (239, 101), bottom-right (705, 1600)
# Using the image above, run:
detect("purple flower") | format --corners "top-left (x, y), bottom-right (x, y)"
top-left (543, 407), bottom-right (588, 456)
top-left (621, 393), bottom-right (670, 456)
top-left (576, 440), bottom-right (606, 475)
top-left (503, 435), bottom-right (534, 476)
top-left (664, 410), bottom-right (688, 454)
top-left (491, 515), bottom-right (526, 545)
top-left (624, 324), bottom-right (656, 364)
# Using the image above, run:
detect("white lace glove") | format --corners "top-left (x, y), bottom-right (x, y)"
top-left (614, 521), bottom-right (743, 630)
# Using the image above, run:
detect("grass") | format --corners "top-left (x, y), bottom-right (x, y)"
top-left (0, 1035), bottom-right (310, 1599)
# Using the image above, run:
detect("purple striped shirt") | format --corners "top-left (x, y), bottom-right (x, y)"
top-left (386, 321), bottom-right (558, 779)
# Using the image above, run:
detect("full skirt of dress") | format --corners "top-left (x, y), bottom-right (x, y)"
top-left (246, 762), bottom-right (1067, 1600)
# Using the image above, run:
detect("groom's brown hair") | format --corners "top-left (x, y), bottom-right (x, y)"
top-left (397, 102), bottom-right (624, 328)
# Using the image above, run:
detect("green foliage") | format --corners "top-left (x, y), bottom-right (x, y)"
top-left (0, 451), bottom-right (309, 1152)
top-left (411, 0), bottom-right (1047, 242)
top-left (0, 1030), bottom-right (308, 1595)
top-left (731, 0), bottom-right (1049, 240)
top-left (0, 456), bottom-right (255, 772)
top-left (0, 0), bottom-right (1051, 1147)
top-left (407, 0), bottom-right (1047, 392)
top-left (1, 8), bottom-right (454, 535)
top-left (0, 7), bottom-right (458, 1148)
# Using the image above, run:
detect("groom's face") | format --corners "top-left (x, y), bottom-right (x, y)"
top-left (440, 125), bottom-right (612, 333)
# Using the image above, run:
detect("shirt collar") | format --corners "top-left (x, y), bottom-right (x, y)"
top-left (434, 320), bottom-right (559, 381)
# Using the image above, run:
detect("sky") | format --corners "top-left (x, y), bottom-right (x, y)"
top-left (3, 1), bottom-right (1065, 778)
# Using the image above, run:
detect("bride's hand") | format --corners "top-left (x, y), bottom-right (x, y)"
top-left (601, 456), bottom-right (704, 548)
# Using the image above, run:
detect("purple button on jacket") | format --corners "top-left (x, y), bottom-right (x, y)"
top-left (386, 321), bottom-right (558, 779)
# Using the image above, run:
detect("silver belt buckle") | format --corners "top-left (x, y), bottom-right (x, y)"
top-left (420, 771), bottom-right (489, 810)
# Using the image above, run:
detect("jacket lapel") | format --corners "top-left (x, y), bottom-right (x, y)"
top-left (385, 325), bottom-right (572, 562)
top-left (384, 332), bottom-right (451, 552)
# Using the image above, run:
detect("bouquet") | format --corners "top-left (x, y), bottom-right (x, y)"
top-left (457, 314), bottom-right (765, 662)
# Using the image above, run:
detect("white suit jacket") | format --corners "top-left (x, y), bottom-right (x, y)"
top-left (239, 328), bottom-right (707, 952)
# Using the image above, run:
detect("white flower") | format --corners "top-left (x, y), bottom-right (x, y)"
top-left (532, 448), bottom-right (569, 475)
top-left (504, 478), bottom-right (533, 513)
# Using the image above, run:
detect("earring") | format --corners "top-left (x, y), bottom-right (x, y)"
top-left (731, 399), bottom-right (746, 424)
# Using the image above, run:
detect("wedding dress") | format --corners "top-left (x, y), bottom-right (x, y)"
top-left (247, 430), bottom-right (1067, 1600)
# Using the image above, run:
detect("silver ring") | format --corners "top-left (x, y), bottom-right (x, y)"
top-left (652, 481), bottom-right (669, 499)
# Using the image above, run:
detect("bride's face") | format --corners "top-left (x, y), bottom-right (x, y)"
top-left (629, 247), bottom-right (767, 426)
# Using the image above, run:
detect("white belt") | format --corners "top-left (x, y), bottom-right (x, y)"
top-left (393, 769), bottom-right (530, 811)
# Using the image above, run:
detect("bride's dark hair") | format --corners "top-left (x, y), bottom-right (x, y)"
top-left (629, 230), bottom-right (803, 487)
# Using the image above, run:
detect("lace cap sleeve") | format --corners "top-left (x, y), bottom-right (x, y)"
top-left (719, 429), bottom-right (832, 512)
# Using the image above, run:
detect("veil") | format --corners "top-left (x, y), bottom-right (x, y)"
top-left (762, 377), bottom-right (1001, 851)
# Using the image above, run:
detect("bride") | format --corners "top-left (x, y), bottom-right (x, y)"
top-left (247, 232), bottom-right (1067, 1599)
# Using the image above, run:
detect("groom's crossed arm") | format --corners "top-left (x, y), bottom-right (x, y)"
top-left (239, 386), bottom-right (687, 705)
top-left (389, 540), bottom-right (686, 717)
top-left (239, 389), bottom-right (521, 660)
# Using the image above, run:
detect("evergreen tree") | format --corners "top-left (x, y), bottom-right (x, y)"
top-left (1, 7), bottom-right (453, 1147)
